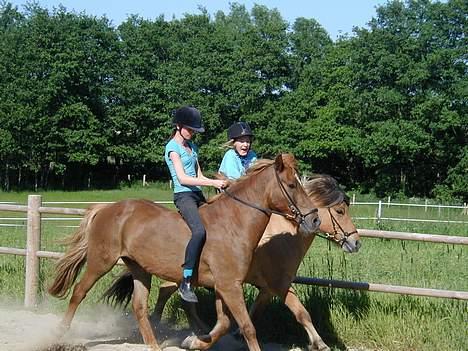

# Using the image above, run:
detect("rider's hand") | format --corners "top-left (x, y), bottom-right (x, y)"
top-left (212, 179), bottom-right (227, 190)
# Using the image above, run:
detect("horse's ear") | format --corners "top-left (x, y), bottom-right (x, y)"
top-left (276, 153), bottom-right (297, 172)
top-left (275, 153), bottom-right (285, 172)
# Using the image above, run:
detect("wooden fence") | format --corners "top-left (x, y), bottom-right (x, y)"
top-left (0, 195), bottom-right (467, 307)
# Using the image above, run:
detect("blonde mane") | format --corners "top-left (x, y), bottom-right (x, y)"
top-left (302, 174), bottom-right (349, 208)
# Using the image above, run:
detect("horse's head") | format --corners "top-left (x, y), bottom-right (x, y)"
top-left (304, 175), bottom-right (361, 253)
top-left (265, 154), bottom-right (321, 235)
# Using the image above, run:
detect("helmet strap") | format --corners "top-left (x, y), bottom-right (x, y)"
top-left (176, 126), bottom-right (190, 143)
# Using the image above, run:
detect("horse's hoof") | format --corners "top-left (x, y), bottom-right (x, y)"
top-left (181, 335), bottom-right (196, 349)
top-left (52, 323), bottom-right (69, 339)
top-left (309, 341), bottom-right (330, 351)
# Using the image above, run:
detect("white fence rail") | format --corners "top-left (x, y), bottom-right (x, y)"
top-left (354, 198), bottom-right (468, 225)
top-left (0, 195), bottom-right (467, 307)
top-left (2, 199), bottom-right (467, 227)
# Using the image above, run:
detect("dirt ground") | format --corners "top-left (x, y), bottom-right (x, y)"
top-left (0, 299), bottom-right (302, 351)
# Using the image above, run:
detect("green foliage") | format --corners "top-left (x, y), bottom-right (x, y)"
top-left (0, 1), bottom-right (465, 201)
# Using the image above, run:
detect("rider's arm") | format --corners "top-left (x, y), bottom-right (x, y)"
top-left (169, 152), bottom-right (224, 188)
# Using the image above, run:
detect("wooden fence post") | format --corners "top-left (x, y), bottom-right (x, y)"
top-left (25, 195), bottom-right (42, 308)
top-left (377, 200), bottom-right (383, 226)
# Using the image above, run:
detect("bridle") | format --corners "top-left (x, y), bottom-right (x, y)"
top-left (315, 206), bottom-right (358, 246)
top-left (222, 167), bottom-right (317, 225)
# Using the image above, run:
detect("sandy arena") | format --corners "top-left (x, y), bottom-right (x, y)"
top-left (0, 299), bottom-right (301, 351)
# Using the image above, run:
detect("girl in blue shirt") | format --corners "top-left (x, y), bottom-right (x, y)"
top-left (219, 122), bottom-right (257, 179)
top-left (165, 106), bottom-right (227, 303)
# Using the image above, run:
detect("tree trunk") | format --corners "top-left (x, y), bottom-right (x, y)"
top-left (400, 168), bottom-right (406, 194)
top-left (18, 168), bottom-right (22, 188)
top-left (4, 163), bottom-right (9, 191)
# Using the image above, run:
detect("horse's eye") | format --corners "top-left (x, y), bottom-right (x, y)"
top-left (336, 209), bottom-right (344, 215)
top-left (288, 183), bottom-right (296, 189)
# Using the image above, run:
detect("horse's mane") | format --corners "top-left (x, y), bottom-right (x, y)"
top-left (206, 159), bottom-right (275, 204)
top-left (302, 174), bottom-right (349, 208)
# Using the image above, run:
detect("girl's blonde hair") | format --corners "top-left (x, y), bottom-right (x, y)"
top-left (221, 137), bottom-right (253, 150)
top-left (221, 139), bottom-right (236, 150)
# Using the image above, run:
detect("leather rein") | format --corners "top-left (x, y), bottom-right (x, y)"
top-left (222, 168), bottom-right (317, 225)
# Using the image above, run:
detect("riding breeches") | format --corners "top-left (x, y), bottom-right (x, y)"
top-left (173, 191), bottom-right (207, 270)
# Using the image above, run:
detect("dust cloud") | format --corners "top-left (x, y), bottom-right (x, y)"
top-left (0, 298), bottom-right (301, 351)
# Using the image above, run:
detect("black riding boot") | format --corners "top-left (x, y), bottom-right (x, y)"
top-left (179, 277), bottom-right (198, 303)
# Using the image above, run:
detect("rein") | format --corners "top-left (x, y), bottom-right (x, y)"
top-left (315, 207), bottom-right (358, 246)
top-left (222, 168), bottom-right (317, 224)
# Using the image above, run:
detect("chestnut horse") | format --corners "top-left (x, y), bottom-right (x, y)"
top-left (48, 154), bottom-right (320, 351)
top-left (105, 174), bottom-right (360, 351)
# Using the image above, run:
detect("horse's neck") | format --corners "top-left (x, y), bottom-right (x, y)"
top-left (263, 214), bottom-right (296, 237)
top-left (262, 214), bottom-right (315, 256)
top-left (204, 174), bottom-right (272, 245)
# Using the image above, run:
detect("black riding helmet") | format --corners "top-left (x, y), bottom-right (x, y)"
top-left (172, 106), bottom-right (205, 132)
top-left (227, 122), bottom-right (253, 140)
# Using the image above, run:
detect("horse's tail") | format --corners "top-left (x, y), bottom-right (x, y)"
top-left (48, 204), bottom-right (108, 298)
top-left (101, 270), bottom-right (134, 308)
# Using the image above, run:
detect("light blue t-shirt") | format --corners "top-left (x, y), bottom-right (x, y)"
top-left (165, 139), bottom-right (202, 193)
top-left (218, 149), bottom-right (257, 180)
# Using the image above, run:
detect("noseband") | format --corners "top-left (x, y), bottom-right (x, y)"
top-left (316, 207), bottom-right (358, 246)
top-left (223, 168), bottom-right (317, 225)
top-left (273, 169), bottom-right (318, 224)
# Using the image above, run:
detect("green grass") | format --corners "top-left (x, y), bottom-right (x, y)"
top-left (0, 182), bottom-right (174, 204)
top-left (0, 187), bottom-right (467, 350)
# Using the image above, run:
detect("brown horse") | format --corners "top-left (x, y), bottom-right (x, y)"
top-left (48, 154), bottom-right (320, 351)
top-left (105, 174), bottom-right (361, 351)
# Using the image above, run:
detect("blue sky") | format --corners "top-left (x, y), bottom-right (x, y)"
top-left (8, 0), bottom-right (388, 39)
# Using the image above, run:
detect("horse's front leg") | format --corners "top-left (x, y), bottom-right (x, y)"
top-left (231, 288), bottom-right (272, 338)
top-left (217, 282), bottom-right (262, 351)
top-left (249, 288), bottom-right (273, 324)
top-left (181, 292), bottom-right (231, 350)
top-left (284, 287), bottom-right (330, 351)
top-left (151, 281), bottom-right (178, 324)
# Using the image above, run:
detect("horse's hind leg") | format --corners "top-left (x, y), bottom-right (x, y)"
top-left (61, 256), bottom-right (118, 330)
top-left (182, 299), bottom-right (212, 334)
top-left (125, 260), bottom-right (160, 351)
top-left (181, 292), bottom-right (231, 350)
top-left (151, 281), bottom-right (178, 324)
top-left (151, 281), bottom-right (210, 334)
top-left (284, 288), bottom-right (330, 351)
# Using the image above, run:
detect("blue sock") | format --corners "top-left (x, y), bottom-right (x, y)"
top-left (183, 269), bottom-right (193, 279)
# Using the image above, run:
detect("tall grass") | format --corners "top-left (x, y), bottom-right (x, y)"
top-left (0, 187), bottom-right (467, 350)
